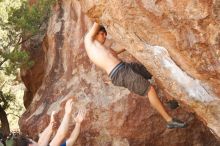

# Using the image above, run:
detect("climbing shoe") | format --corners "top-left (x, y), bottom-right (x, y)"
top-left (166, 99), bottom-right (179, 109)
top-left (167, 118), bottom-right (188, 129)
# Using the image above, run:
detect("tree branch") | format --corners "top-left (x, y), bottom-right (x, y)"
top-left (6, 112), bottom-right (20, 118)
top-left (18, 34), bottom-right (35, 45)
top-left (0, 58), bottom-right (8, 67)
top-left (0, 91), bottom-right (9, 110)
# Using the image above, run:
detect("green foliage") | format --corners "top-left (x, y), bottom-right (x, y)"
top-left (0, 0), bottom-right (56, 132)
top-left (8, 0), bottom-right (57, 35)
top-left (0, 90), bottom-right (15, 110)
top-left (3, 49), bottom-right (34, 75)
top-left (0, 0), bottom-right (56, 76)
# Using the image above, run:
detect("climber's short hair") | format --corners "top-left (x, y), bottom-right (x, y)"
top-left (11, 134), bottom-right (33, 146)
top-left (97, 25), bottom-right (107, 35)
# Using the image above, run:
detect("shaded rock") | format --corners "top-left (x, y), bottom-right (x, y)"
top-left (21, 35), bottom-right (46, 109)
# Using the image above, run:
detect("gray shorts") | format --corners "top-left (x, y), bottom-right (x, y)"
top-left (109, 62), bottom-right (152, 96)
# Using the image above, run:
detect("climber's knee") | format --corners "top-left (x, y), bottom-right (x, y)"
top-left (146, 85), bottom-right (156, 97)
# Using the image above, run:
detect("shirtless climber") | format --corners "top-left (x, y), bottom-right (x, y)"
top-left (84, 22), bottom-right (187, 129)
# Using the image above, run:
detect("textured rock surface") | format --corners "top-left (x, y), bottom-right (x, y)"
top-left (20, 0), bottom-right (220, 145)
top-left (21, 35), bottom-right (45, 108)
top-left (79, 0), bottom-right (220, 138)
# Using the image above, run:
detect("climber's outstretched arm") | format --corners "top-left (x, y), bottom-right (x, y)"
top-left (115, 48), bottom-right (126, 55)
top-left (38, 111), bottom-right (57, 146)
top-left (50, 99), bottom-right (74, 146)
top-left (66, 109), bottom-right (86, 146)
top-left (84, 22), bottom-right (100, 42)
top-left (110, 48), bottom-right (126, 57)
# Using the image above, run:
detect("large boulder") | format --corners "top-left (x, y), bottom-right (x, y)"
top-left (20, 0), bottom-right (220, 145)
top-left (79, 0), bottom-right (220, 138)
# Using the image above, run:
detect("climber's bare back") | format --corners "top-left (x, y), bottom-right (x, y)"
top-left (84, 38), bottom-right (120, 74)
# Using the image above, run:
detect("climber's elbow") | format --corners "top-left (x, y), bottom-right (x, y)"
top-left (84, 33), bottom-right (93, 44)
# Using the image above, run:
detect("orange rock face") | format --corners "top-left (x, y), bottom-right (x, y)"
top-left (79, 0), bottom-right (220, 138)
top-left (20, 0), bottom-right (220, 145)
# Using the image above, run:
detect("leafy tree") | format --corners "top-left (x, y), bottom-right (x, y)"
top-left (0, 90), bottom-right (15, 137)
top-left (0, 0), bottom-right (56, 137)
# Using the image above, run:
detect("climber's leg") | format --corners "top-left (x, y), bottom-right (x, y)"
top-left (110, 62), bottom-right (187, 129)
top-left (147, 86), bottom-right (172, 122)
